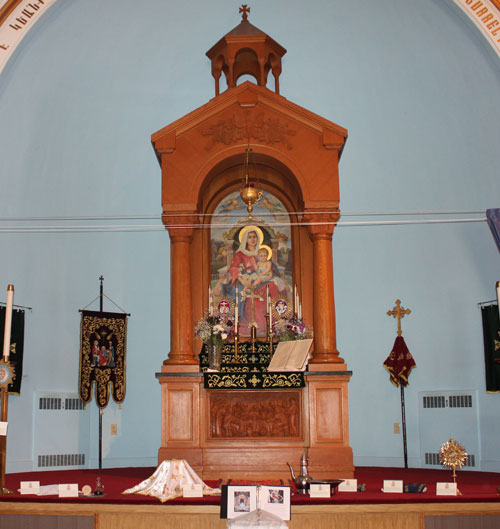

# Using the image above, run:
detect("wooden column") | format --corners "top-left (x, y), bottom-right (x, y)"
top-left (163, 216), bottom-right (198, 366)
top-left (306, 212), bottom-right (344, 365)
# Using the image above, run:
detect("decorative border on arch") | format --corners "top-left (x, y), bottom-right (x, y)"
top-left (449, 0), bottom-right (500, 59)
top-left (0, 0), bottom-right (58, 75)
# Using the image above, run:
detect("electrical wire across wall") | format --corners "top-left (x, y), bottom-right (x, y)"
top-left (0, 210), bottom-right (487, 233)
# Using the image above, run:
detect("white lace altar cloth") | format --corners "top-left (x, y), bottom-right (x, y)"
top-left (227, 509), bottom-right (288, 528)
top-left (122, 459), bottom-right (221, 503)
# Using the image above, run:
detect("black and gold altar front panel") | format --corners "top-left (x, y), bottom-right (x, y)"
top-left (207, 389), bottom-right (302, 439)
top-left (200, 341), bottom-right (305, 389)
top-left (79, 310), bottom-right (127, 409)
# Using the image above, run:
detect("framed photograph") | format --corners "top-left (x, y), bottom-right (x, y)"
top-left (222, 485), bottom-right (291, 521)
top-left (226, 486), bottom-right (257, 518)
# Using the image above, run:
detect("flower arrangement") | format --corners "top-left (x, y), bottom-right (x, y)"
top-left (194, 313), bottom-right (234, 346)
top-left (272, 316), bottom-right (308, 341)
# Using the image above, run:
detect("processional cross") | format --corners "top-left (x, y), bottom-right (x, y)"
top-left (387, 299), bottom-right (411, 336)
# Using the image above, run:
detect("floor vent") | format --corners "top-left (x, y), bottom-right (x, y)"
top-left (424, 452), bottom-right (475, 467)
top-left (38, 453), bottom-right (85, 468)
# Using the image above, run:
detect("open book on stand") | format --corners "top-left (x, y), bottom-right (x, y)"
top-left (267, 338), bottom-right (313, 372)
top-left (220, 484), bottom-right (291, 520)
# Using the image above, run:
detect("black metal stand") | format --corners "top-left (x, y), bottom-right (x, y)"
top-left (400, 381), bottom-right (408, 469)
top-left (98, 276), bottom-right (103, 470)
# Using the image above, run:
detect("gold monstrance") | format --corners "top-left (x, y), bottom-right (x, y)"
top-left (440, 437), bottom-right (468, 493)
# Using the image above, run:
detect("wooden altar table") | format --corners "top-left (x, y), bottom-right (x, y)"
top-left (156, 369), bottom-right (354, 481)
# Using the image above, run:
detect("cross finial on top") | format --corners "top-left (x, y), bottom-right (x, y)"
top-left (239, 4), bottom-right (250, 20)
top-left (387, 299), bottom-right (411, 336)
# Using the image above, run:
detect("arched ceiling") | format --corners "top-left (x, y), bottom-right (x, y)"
top-left (1, 0), bottom-right (499, 77)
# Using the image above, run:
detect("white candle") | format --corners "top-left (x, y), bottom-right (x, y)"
top-left (497, 281), bottom-right (500, 321)
top-left (293, 284), bottom-right (297, 315)
top-left (298, 301), bottom-right (302, 320)
top-left (2, 285), bottom-right (14, 360)
top-left (208, 285), bottom-right (213, 315)
top-left (235, 287), bottom-right (239, 327)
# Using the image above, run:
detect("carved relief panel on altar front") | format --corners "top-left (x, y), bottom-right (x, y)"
top-left (207, 390), bottom-right (302, 440)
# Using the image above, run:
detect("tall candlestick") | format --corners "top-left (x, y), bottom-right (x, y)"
top-left (235, 287), bottom-right (239, 327)
top-left (293, 284), bottom-right (297, 315)
top-left (497, 281), bottom-right (500, 322)
top-left (2, 285), bottom-right (14, 360)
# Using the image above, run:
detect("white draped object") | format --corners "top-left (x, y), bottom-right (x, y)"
top-left (122, 459), bottom-right (221, 502)
top-left (227, 509), bottom-right (288, 528)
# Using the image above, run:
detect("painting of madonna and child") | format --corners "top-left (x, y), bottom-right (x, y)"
top-left (210, 190), bottom-right (293, 337)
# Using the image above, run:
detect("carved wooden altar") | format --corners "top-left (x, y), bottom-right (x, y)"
top-left (153, 8), bottom-right (354, 480)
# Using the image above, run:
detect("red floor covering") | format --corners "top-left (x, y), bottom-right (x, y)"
top-left (1, 466), bottom-right (500, 506)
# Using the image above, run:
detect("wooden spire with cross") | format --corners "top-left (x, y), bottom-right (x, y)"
top-left (387, 299), bottom-right (411, 336)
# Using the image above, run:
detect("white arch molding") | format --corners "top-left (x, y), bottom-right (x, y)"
top-left (0, 0), bottom-right (57, 75)
top-left (0, 0), bottom-right (499, 77)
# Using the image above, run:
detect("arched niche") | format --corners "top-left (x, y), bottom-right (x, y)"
top-left (193, 153), bottom-right (310, 340)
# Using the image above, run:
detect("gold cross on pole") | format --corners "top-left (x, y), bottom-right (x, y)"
top-left (387, 299), bottom-right (411, 336)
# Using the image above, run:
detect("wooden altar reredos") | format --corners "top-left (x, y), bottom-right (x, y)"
top-left (153, 8), bottom-right (354, 479)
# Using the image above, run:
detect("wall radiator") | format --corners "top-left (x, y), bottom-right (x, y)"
top-left (33, 392), bottom-right (90, 470)
top-left (418, 390), bottom-right (479, 470)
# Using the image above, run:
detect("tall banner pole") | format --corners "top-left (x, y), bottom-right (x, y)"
top-left (0, 285), bottom-right (14, 494)
top-left (98, 276), bottom-right (103, 470)
top-left (400, 384), bottom-right (408, 469)
top-left (384, 299), bottom-right (416, 470)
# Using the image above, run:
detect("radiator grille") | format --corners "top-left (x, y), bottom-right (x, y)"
top-left (424, 452), bottom-right (475, 467)
top-left (38, 397), bottom-right (85, 410)
top-left (423, 396), bottom-right (446, 408)
top-left (39, 397), bottom-right (62, 410)
top-left (448, 395), bottom-right (472, 408)
top-left (38, 453), bottom-right (85, 468)
top-left (422, 394), bottom-right (472, 409)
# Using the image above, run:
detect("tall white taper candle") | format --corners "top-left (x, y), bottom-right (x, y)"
top-left (235, 286), bottom-right (239, 327)
top-left (496, 281), bottom-right (500, 322)
top-left (2, 285), bottom-right (14, 360)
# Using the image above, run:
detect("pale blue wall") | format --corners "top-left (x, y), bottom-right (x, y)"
top-left (0, 0), bottom-right (499, 472)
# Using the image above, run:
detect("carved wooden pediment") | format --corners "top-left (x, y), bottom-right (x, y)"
top-left (152, 81), bottom-right (347, 213)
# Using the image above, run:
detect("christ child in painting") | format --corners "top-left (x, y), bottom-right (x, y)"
top-left (251, 247), bottom-right (273, 288)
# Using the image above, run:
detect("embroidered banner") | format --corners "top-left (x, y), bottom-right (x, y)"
top-left (481, 304), bottom-right (500, 392)
top-left (79, 310), bottom-right (127, 408)
top-left (0, 306), bottom-right (24, 395)
top-left (383, 335), bottom-right (417, 387)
